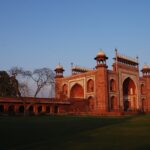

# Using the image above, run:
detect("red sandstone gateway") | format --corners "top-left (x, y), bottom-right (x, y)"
top-left (0, 50), bottom-right (149, 115)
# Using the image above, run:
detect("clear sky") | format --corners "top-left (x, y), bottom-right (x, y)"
top-left (0, 0), bottom-right (150, 75)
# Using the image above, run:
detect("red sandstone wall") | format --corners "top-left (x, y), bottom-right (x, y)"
top-left (95, 67), bottom-right (108, 112)
top-left (140, 77), bottom-right (150, 112)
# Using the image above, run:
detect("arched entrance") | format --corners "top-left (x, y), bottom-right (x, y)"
top-left (38, 106), bottom-right (42, 113)
top-left (0, 105), bottom-right (4, 113)
top-left (70, 84), bottom-right (84, 98)
top-left (8, 105), bottom-right (15, 115)
top-left (54, 105), bottom-right (58, 113)
top-left (123, 77), bottom-right (137, 111)
top-left (28, 105), bottom-right (33, 115)
top-left (46, 106), bottom-right (50, 113)
top-left (18, 105), bottom-right (24, 114)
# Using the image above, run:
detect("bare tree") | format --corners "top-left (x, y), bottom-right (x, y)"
top-left (28, 68), bottom-right (55, 97)
top-left (9, 67), bottom-right (55, 98)
top-left (9, 66), bottom-right (24, 77)
top-left (19, 82), bottom-right (30, 97)
top-left (9, 67), bottom-right (30, 97)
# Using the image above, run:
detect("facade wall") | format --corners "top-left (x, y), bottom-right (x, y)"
top-left (1, 51), bottom-right (150, 116)
top-left (140, 77), bottom-right (150, 112)
top-left (54, 51), bottom-right (150, 114)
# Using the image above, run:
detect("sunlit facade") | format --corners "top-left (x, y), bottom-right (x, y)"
top-left (54, 50), bottom-right (150, 115)
top-left (0, 50), bottom-right (150, 115)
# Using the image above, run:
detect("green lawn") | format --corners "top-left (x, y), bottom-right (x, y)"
top-left (1, 115), bottom-right (150, 150)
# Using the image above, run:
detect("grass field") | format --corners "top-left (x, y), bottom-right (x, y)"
top-left (1, 115), bottom-right (150, 150)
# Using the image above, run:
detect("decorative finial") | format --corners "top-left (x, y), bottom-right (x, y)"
top-left (115, 48), bottom-right (118, 57)
top-left (136, 56), bottom-right (139, 63)
top-left (71, 62), bottom-right (73, 68)
top-left (115, 48), bottom-right (118, 52)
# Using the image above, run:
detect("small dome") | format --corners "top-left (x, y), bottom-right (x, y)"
top-left (96, 50), bottom-right (106, 57)
top-left (142, 64), bottom-right (149, 69)
top-left (55, 64), bottom-right (63, 69)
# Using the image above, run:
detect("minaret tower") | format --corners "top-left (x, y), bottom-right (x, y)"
top-left (54, 64), bottom-right (64, 78)
top-left (54, 64), bottom-right (64, 99)
top-left (95, 50), bottom-right (109, 112)
top-left (141, 64), bottom-right (150, 77)
top-left (95, 50), bottom-right (108, 68)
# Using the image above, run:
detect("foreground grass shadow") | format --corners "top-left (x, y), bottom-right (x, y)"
top-left (0, 115), bottom-right (144, 150)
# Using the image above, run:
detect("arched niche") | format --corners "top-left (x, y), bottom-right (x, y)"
top-left (110, 79), bottom-right (116, 92)
top-left (87, 79), bottom-right (94, 93)
top-left (70, 83), bottom-right (84, 98)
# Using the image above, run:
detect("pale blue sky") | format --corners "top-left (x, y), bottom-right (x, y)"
top-left (0, 0), bottom-right (150, 75)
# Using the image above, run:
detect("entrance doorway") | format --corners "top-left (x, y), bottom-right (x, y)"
top-left (123, 77), bottom-right (137, 111)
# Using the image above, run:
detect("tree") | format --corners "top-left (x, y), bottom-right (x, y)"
top-left (9, 66), bottom-right (23, 77)
top-left (9, 67), bottom-right (55, 98)
top-left (10, 75), bottom-right (21, 97)
top-left (9, 67), bottom-right (30, 97)
top-left (19, 82), bottom-right (29, 97)
top-left (29, 68), bottom-right (55, 97)
top-left (0, 71), bottom-right (20, 97)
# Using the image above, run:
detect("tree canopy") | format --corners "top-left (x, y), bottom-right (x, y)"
top-left (8, 67), bottom-right (55, 98)
top-left (0, 71), bottom-right (20, 97)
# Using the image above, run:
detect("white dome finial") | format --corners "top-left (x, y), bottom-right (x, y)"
top-left (55, 63), bottom-right (63, 69)
top-left (143, 64), bottom-right (149, 69)
top-left (97, 50), bottom-right (106, 57)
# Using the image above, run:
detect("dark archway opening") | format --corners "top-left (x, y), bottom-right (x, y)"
top-left (19, 105), bottom-right (24, 113)
top-left (0, 105), bottom-right (4, 113)
top-left (8, 105), bottom-right (15, 115)
top-left (38, 106), bottom-right (42, 113)
top-left (46, 106), bottom-right (50, 113)
top-left (29, 106), bottom-right (33, 112)
top-left (123, 78), bottom-right (137, 111)
top-left (54, 105), bottom-right (58, 113)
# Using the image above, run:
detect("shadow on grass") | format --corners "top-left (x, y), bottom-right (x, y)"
top-left (0, 115), bottom-right (136, 150)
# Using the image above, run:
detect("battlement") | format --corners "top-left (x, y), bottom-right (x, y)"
top-left (117, 53), bottom-right (138, 64)
top-left (114, 51), bottom-right (139, 68)
top-left (71, 65), bottom-right (92, 75)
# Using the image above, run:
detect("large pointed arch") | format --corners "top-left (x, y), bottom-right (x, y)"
top-left (123, 77), bottom-right (137, 111)
top-left (70, 83), bottom-right (84, 98)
